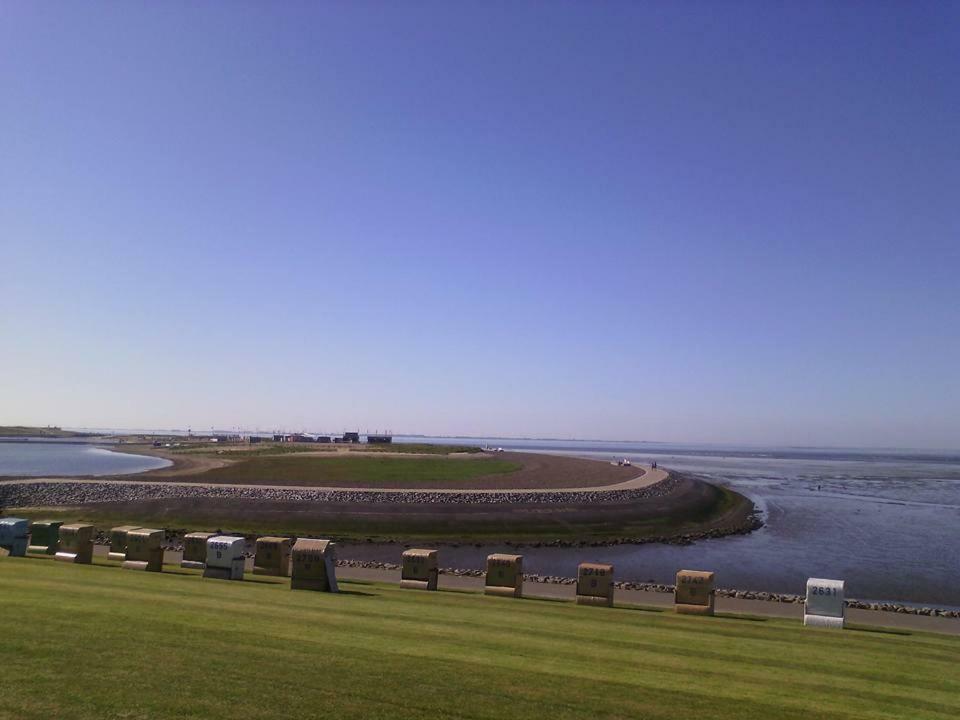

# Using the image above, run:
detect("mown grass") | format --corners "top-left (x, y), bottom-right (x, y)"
top-left (1, 557), bottom-right (958, 720)
top-left (194, 455), bottom-right (521, 487)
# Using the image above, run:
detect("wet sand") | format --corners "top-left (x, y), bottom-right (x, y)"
top-left (106, 445), bottom-right (234, 476)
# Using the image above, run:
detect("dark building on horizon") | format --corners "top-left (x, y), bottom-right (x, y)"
top-left (342, 432), bottom-right (360, 443)
top-left (367, 435), bottom-right (393, 444)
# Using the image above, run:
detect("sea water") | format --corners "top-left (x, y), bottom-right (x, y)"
top-left (342, 437), bottom-right (960, 606)
top-left (0, 440), bottom-right (171, 477)
top-left (6, 433), bottom-right (959, 605)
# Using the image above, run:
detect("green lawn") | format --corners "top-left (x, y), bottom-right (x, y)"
top-left (195, 455), bottom-right (521, 487)
top-left (1, 558), bottom-right (957, 719)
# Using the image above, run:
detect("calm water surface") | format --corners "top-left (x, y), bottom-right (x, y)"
top-left (0, 440), bottom-right (170, 476)
top-left (6, 433), bottom-right (959, 605)
top-left (342, 436), bottom-right (960, 606)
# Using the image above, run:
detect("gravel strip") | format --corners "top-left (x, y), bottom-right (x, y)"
top-left (0, 476), bottom-right (680, 507)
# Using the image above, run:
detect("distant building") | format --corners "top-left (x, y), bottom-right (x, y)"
top-left (316, 436), bottom-right (332, 444)
top-left (367, 435), bottom-right (393, 444)
top-left (249, 436), bottom-right (263, 444)
top-left (342, 432), bottom-right (360, 443)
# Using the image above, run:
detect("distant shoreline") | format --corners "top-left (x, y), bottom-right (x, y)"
top-left (0, 426), bottom-right (100, 439)
top-left (56, 426), bottom-right (960, 454)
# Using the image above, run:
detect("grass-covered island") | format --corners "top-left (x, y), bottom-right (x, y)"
top-left (2, 442), bottom-right (758, 544)
top-left (194, 455), bottom-right (524, 487)
top-left (0, 425), bottom-right (97, 438)
top-left (0, 556), bottom-right (956, 719)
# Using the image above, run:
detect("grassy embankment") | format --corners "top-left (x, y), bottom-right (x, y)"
top-left (1, 557), bottom-right (957, 719)
top-left (0, 426), bottom-right (94, 438)
top-left (9, 482), bottom-right (753, 544)
top-left (193, 455), bottom-right (522, 486)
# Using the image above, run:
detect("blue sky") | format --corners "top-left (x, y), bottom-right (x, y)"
top-left (1, 2), bottom-right (957, 447)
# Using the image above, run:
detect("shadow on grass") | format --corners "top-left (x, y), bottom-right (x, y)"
top-left (85, 560), bottom-right (124, 571)
top-left (241, 575), bottom-right (290, 586)
top-left (613, 603), bottom-right (667, 614)
top-left (421, 588), bottom-right (668, 613)
top-left (159, 567), bottom-right (202, 577)
top-left (714, 613), bottom-right (769, 623)
top-left (427, 587), bottom-right (561, 603)
top-left (847, 624), bottom-right (912, 637)
top-left (521, 595), bottom-right (570, 605)
top-left (331, 588), bottom-right (377, 597)
top-left (437, 587), bottom-right (482, 596)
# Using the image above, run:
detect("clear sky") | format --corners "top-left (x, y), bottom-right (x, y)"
top-left (1, 2), bottom-right (957, 447)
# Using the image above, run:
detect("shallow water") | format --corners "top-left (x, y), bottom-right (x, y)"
top-left (342, 437), bottom-right (960, 606)
top-left (0, 440), bottom-right (171, 477)
top-left (5, 433), bottom-right (958, 605)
